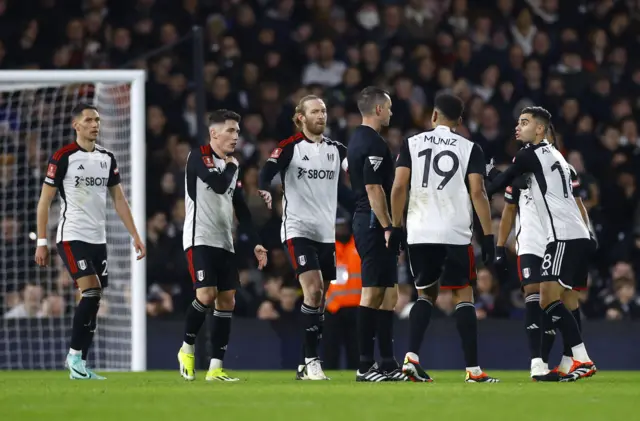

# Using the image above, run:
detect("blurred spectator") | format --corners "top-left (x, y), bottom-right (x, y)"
top-left (4, 283), bottom-right (44, 319)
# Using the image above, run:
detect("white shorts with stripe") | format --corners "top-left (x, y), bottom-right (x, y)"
top-left (539, 239), bottom-right (592, 290)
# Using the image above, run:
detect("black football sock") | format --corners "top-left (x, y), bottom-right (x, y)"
top-left (358, 305), bottom-right (377, 372)
top-left (524, 294), bottom-right (542, 360)
top-left (544, 301), bottom-right (583, 351)
top-left (377, 309), bottom-right (397, 371)
top-left (211, 309), bottom-right (233, 362)
top-left (82, 313), bottom-right (98, 361)
top-left (454, 302), bottom-right (478, 368)
top-left (563, 309), bottom-right (582, 356)
top-left (183, 298), bottom-right (209, 347)
top-left (408, 297), bottom-right (433, 355)
top-left (317, 311), bottom-right (325, 352)
top-left (301, 304), bottom-right (321, 359)
top-left (70, 288), bottom-right (101, 352)
top-left (540, 309), bottom-right (556, 364)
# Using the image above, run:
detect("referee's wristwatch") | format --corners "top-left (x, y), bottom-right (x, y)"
top-left (384, 225), bottom-right (393, 232)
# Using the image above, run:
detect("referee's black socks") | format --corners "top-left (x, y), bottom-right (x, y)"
top-left (377, 309), bottom-right (398, 372)
top-left (70, 288), bottom-right (101, 352)
top-left (182, 298), bottom-right (209, 352)
top-left (357, 305), bottom-right (377, 372)
top-left (454, 301), bottom-right (479, 368)
top-left (408, 296), bottom-right (433, 355)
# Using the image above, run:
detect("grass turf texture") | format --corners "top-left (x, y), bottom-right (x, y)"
top-left (1, 371), bottom-right (635, 421)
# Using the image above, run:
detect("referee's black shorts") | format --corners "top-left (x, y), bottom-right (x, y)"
top-left (352, 212), bottom-right (397, 288)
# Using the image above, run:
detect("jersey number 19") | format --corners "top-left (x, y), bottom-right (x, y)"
top-left (418, 149), bottom-right (460, 190)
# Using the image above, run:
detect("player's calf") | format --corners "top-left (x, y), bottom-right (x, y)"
top-left (540, 282), bottom-right (595, 380)
top-left (178, 293), bottom-right (213, 381)
top-left (67, 284), bottom-right (102, 380)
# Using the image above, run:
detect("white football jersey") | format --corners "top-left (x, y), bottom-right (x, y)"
top-left (45, 143), bottom-right (121, 244)
top-left (260, 133), bottom-right (348, 243)
top-left (183, 145), bottom-right (239, 252)
top-left (511, 141), bottom-right (590, 242)
top-left (504, 184), bottom-right (547, 257)
top-left (396, 125), bottom-right (486, 245)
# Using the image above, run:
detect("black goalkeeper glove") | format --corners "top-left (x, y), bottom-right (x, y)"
top-left (387, 226), bottom-right (405, 255)
top-left (494, 246), bottom-right (507, 272)
top-left (481, 235), bottom-right (495, 267)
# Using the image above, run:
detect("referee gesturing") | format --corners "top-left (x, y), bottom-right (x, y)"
top-left (347, 87), bottom-right (406, 382)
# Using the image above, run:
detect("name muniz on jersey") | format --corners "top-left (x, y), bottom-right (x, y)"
top-left (423, 134), bottom-right (458, 146)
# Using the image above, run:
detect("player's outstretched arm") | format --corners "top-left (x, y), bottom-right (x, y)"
top-left (109, 184), bottom-right (146, 260)
top-left (232, 185), bottom-right (268, 270)
top-left (486, 148), bottom-right (536, 197)
top-left (34, 184), bottom-right (58, 267)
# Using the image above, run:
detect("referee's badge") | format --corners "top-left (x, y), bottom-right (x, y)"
top-left (298, 255), bottom-right (307, 266)
top-left (523, 268), bottom-right (530, 279)
top-left (78, 260), bottom-right (87, 270)
top-left (197, 270), bottom-right (205, 281)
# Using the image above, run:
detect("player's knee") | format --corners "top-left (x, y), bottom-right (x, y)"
top-left (452, 285), bottom-right (474, 304)
top-left (523, 283), bottom-right (540, 296)
top-left (562, 291), bottom-right (579, 311)
top-left (305, 287), bottom-right (323, 307)
top-left (196, 288), bottom-right (216, 306)
top-left (379, 286), bottom-right (398, 310)
top-left (215, 291), bottom-right (236, 311)
top-left (360, 287), bottom-right (385, 308)
top-left (82, 287), bottom-right (102, 301)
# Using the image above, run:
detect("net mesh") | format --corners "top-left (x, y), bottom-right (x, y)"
top-left (0, 81), bottom-right (133, 370)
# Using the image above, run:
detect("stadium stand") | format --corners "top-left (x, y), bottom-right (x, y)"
top-left (0, 0), bottom-right (639, 326)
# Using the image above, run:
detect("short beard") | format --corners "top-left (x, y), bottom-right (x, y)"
top-left (305, 124), bottom-right (325, 136)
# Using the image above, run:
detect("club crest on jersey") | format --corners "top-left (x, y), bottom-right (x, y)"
top-left (197, 270), bottom-right (205, 281)
top-left (368, 156), bottom-right (383, 171)
top-left (202, 156), bottom-right (215, 168)
top-left (298, 255), bottom-right (307, 266)
top-left (523, 268), bottom-right (531, 279)
top-left (47, 163), bottom-right (57, 178)
top-left (100, 161), bottom-right (108, 169)
top-left (271, 148), bottom-right (282, 158)
top-left (78, 260), bottom-right (87, 270)
top-left (327, 153), bottom-right (335, 162)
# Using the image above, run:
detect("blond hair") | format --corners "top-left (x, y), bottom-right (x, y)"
top-left (292, 95), bottom-right (321, 129)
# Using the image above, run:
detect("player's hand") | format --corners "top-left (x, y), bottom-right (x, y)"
top-left (225, 155), bottom-right (239, 167)
top-left (387, 227), bottom-right (405, 255)
top-left (254, 245), bottom-right (268, 270)
top-left (481, 235), bottom-right (495, 267)
top-left (494, 246), bottom-right (507, 272)
top-left (133, 237), bottom-right (146, 260)
top-left (485, 158), bottom-right (495, 177)
top-left (258, 189), bottom-right (272, 209)
top-left (35, 246), bottom-right (50, 267)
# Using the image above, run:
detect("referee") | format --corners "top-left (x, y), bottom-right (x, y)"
top-left (347, 87), bottom-right (406, 382)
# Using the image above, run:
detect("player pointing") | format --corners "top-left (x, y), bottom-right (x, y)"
top-left (35, 103), bottom-right (146, 380)
top-left (389, 93), bottom-right (498, 383)
top-left (178, 110), bottom-right (268, 382)
top-left (258, 95), bottom-right (349, 380)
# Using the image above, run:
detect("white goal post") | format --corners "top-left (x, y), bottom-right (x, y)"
top-left (0, 70), bottom-right (146, 371)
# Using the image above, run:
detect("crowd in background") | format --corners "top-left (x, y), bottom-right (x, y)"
top-left (1, 0), bottom-right (640, 321)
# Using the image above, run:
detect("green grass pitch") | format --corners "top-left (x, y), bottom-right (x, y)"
top-left (1, 371), bottom-right (636, 420)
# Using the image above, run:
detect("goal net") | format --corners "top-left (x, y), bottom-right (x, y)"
top-left (0, 72), bottom-right (146, 370)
